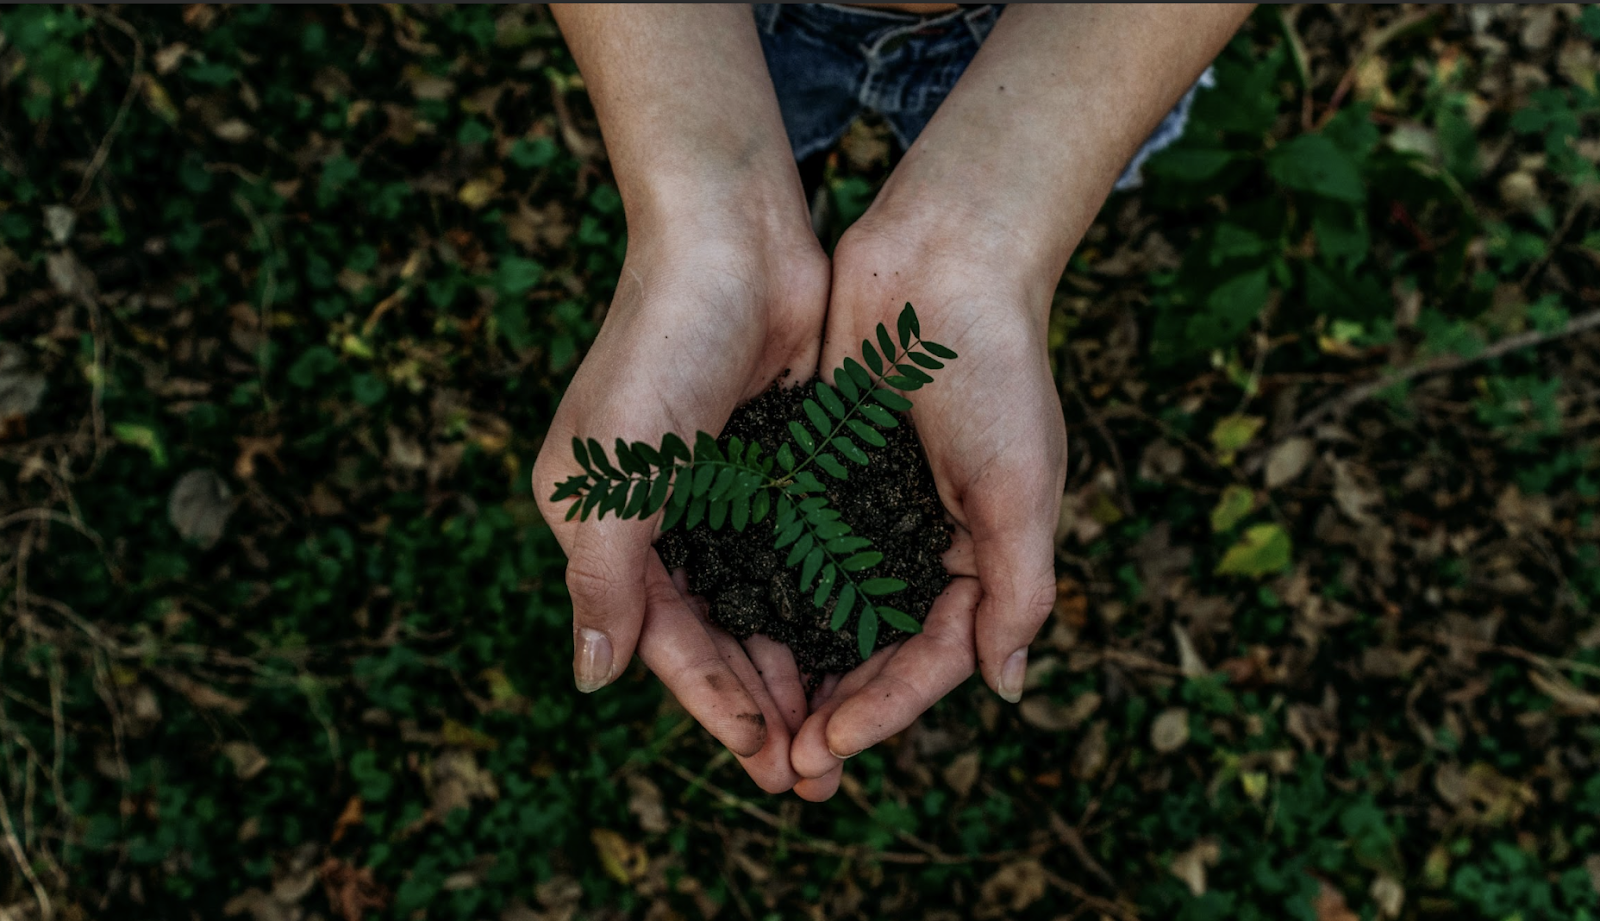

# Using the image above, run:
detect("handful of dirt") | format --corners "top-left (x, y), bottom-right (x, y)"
top-left (656, 378), bottom-right (953, 679)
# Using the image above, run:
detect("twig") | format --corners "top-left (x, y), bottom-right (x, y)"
top-left (73, 11), bottom-right (144, 206)
top-left (0, 784), bottom-right (53, 921)
top-left (1317, 8), bottom-right (1439, 130)
top-left (1293, 309), bottom-right (1600, 434)
top-left (1412, 630), bottom-right (1600, 681)
top-left (1059, 348), bottom-right (1136, 516)
top-left (664, 760), bottom-right (1030, 866)
top-left (1042, 866), bottom-right (1143, 921)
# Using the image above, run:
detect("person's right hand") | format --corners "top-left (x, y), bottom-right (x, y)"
top-left (532, 212), bottom-right (828, 794)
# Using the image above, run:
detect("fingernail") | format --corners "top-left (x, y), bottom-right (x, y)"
top-left (998, 648), bottom-right (1027, 704)
top-left (574, 628), bottom-right (613, 693)
top-left (827, 743), bottom-right (860, 761)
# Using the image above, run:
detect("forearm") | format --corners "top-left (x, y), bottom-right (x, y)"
top-left (550, 4), bottom-right (809, 239)
top-left (868, 4), bottom-right (1253, 295)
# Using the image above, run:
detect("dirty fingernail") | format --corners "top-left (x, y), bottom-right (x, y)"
top-left (998, 648), bottom-right (1027, 704)
top-left (574, 628), bottom-right (613, 693)
top-left (827, 743), bottom-right (860, 761)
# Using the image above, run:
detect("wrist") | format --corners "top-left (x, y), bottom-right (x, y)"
top-left (851, 162), bottom-right (1073, 320)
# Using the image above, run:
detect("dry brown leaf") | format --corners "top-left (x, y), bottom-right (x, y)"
top-left (591, 828), bottom-right (648, 886)
top-left (1264, 436), bottom-right (1314, 489)
top-left (1314, 877), bottom-right (1359, 921)
top-left (626, 774), bottom-right (669, 834)
top-left (330, 795), bottom-right (363, 844)
top-left (977, 859), bottom-right (1048, 918)
top-left (1169, 838), bottom-right (1221, 896)
top-left (319, 857), bottom-right (390, 921)
top-left (1528, 669), bottom-right (1600, 716)
top-left (221, 741), bottom-right (269, 781)
top-left (943, 750), bottom-right (982, 797)
top-left (1151, 707), bottom-right (1191, 753)
top-left (1071, 719), bottom-right (1109, 780)
top-left (169, 469), bottom-right (234, 548)
top-left (1370, 873), bottom-right (1405, 919)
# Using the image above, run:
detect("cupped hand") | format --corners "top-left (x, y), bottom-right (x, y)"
top-left (790, 218), bottom-right (1068, 800)
top-left (532, 221), bottom-right (828, 793)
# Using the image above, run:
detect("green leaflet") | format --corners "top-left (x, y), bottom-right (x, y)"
top-left (857, 606), bottom-right (879, 660)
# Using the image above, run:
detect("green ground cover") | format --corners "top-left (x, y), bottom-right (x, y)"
top-left (2, 5), bottom-right (1599, 920)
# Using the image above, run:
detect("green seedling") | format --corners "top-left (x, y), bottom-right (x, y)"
top-left (550, 303), bottom-right (956, 661)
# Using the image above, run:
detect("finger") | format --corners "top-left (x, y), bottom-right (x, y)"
top-left (793, 764), bottom-right (843, 802)
top-left (968, 482), bottom-right (1058, 704)
top-left (563, 517), bottom-right (657, 692)
top-left (637, 560), bottom-right (768, 757)
top-left (943, 526), bottom-right (977, 578)
top-left (791, 650), bottom-right (895, 779)
top-left (744, 634), bottom-right (807, 735)
top-left (822, 577), bottom-right (981, 759)
top-left (710, 631), bottom-right (800, 795)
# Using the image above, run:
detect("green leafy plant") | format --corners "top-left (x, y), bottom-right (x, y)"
top-left (549, 303), bottom-right (956, 660)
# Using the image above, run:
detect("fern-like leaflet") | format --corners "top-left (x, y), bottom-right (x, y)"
top-left (550, 303), bottom-right (958, 661)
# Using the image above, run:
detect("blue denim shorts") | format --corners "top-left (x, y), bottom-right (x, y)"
top-left (753, 3), bottom-right (1214, 191)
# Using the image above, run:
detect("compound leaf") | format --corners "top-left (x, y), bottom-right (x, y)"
top-left (813, 564), bottom-right (837, 608)
top-left (859, 403), bottom-right (899, 428)
top-left (872, 389), bottom-right (912, 412)
top-left (862, 340), bottom-right (884, 376)
top-left (922, 340), bottom-right (957, 360)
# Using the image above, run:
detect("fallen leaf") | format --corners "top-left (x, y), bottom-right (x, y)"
top-left (43, 204), bottom-right (75, 244)
top-left (319, 857), bottom-right (390, 921)
top-left (1151, 707), bottom-right (1191, 753)
top-left (1172, 623), bottom-right (1209, 678)
top-left (1020, 691), bottom-right (1101, 733)
top-left (1169, 838), bottom-right (1221, 896)
top-left (0, 343), bottom-right (48, 419)
top-left (153, 42), bottom-right (190, 75)
top-left (977, 859), bottom-right (1048, 917)
top-left (1330, 458), bottom-right (1381, 525)
top-left (1370, 873), bottom-right (1405, 919)
top-left (213, 118), bottom-right (253, 142)
top-left (1210, 414), bottom-right (1264, 466)
top-left (1210, 484), bottom-right (1257, 532)
top-left (1216, 523), bottom-right (1294, 578)
top-left (1264, 436), bottom-right (1314, 488)
top-left (943, 750), bottom-right (982, 797)
top-left (221, 741), bottom-right (269, 780)
top-left (330, 795), bottom-right (363, 844)
top-left (458, 178), bottom-right (498, 209)
top-left (169, 469), bottom-right (234, 548)
top-left (1314, 877), bottom-right (1359, 921)
top-left (1528, 668), bottom-right (1600, 716)
top-left (625, 774), bottom-right (669, 834)
top-left (591, 828), bottom-right (648, 885)
top-left (1071, 719), bottom-right (1109, 780)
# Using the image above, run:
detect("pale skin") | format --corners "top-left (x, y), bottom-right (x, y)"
top-left (532, 3), bottom-right (1254, 799)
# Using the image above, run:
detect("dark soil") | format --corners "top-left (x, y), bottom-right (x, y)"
top-left (656, 378), bottom-right (953, 679)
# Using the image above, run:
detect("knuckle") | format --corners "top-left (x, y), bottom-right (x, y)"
top-left (564, 554), bottom-right (627, 609)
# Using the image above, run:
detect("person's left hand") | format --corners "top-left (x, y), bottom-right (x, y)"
top-left (788, 208), bottom-right (1068, 802)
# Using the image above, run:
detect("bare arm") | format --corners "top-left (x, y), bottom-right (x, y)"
top-left (538, 6), bottom-right (825, 795)
top-left (549, 4), bottom-right (808, 237)
top-left (871, 3), bottom-right (1255, 283)
top-left (793, 4), bottom-right (1254, 800)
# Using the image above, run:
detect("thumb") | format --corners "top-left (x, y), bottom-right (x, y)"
top-left (563, 518), bottom-right (654, 692)
top-left (968, 487), bottom-right (1058, 704)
